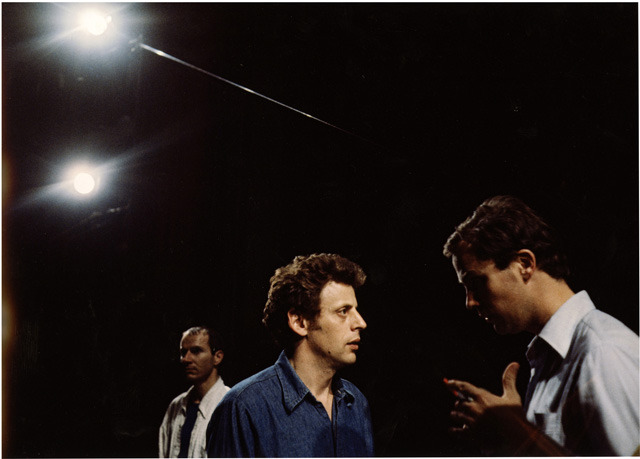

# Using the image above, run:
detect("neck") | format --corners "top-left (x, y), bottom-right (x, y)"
top-left (528, 274), bottom-right (575, 334)
top-left (289, 347), bottom-right (336, 400)
top-left (193, 372), bottom-right (219, 402)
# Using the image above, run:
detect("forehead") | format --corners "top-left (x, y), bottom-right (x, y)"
top-left (180, 332), bottom-right (210, 349)
top-left (452, 248), bottom-right (494, 282)
top-left (318, 281), bottom-right (357, 310)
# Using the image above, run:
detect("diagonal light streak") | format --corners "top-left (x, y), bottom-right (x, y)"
top-left (138, 42), bottom-right (388, 152)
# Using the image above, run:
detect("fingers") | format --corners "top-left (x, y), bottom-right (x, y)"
top-left (454, 398), bottom-right (485, 419)
top-left (450, 407), bottom-right (475, 425)
top-left (501, 362), bottom-right (522, 404)
top-left (501, 362), bottom-right (519, 390)
top-left (449, 409), bottom-right (476, 438)
top-left (443, 378), bottom-right (479, 399)
top-left (448, 424), bottom-right (471, 435)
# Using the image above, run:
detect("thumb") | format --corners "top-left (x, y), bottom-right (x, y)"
top-left (501, 362), bottom-right (521, 403)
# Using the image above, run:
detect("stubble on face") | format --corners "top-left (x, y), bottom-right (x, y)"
top-left (452, 248), bottom-right (527, 335)
top-left (180, 333), bottom-right (216, 384)
top-left (304, 281), bottom-right (366, 370)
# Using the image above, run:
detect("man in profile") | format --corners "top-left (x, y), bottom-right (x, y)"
top-left (159, 326), bottom-right (230, 457)
top-left (442, 195), bottom-right (639, 455)
top-left (207, 253), bottom-right (374, 457)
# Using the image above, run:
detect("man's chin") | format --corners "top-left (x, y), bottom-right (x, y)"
top-left (329, 356), bottom-right (356, 371)
top-left (493, 322), bottom-right (517, 335)
top-left (341, 354), bottom-right (358, 366)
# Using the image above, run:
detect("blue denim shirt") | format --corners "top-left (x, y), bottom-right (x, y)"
top-left (207, 351), bottom-right (374, 457)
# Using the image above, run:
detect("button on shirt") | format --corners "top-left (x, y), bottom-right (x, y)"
top-left (524, 291), bottom-right (639, 455)
top-left (207, 351), bottom-right (374, 457)
top-left (159, 377), bottom-right (230, 458)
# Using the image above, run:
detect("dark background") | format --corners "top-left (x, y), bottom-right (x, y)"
top-left (3, 3), bottom-right (638, 457)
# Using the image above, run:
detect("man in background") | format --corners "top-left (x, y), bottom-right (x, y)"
top-left (207, 253), bottom-right (374, 457)
top-left (160, 326), bottom-right (230, 457)
top-left (442, 195), bottom-right (639, 455)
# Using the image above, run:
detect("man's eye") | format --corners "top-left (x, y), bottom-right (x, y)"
top-left (466, 277), bottom-right (484, 292)
top-left (338, 309), bottom-right (348, 316)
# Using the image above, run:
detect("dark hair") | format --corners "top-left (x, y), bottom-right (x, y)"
top-left (182, 326), bottom-right (224, 353)
top-left (443, 195), bottom-right (570, 279)
top-left (262, 253), bottom-right (366, 353)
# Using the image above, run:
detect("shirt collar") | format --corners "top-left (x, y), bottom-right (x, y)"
top-left (274, 351), bottom-right (355, 413)
top-left (197, 376), bottom-right (226, 415)
top-left (181, 376), bottom-right (226, 417)
top-left (527, 290), bottom-right (595, 359)
top-left (332, 377), bottom-right (355, 406)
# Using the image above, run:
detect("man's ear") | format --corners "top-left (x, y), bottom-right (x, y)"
top-left (213, 349), bottom-right (224, 365)
top-left (288, 309), bottom-right (309, 338)
top-left (515, 249), bottom-right (537, 282)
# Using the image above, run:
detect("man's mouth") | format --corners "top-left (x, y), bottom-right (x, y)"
top-left (476, 310), bottom-right (491, 323)
top-left (347, 339), bottom-right (361, 350)
top-left (479, 313), bottom-right (491, 323)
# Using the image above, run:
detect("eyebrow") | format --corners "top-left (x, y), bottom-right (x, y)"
top-left (181, 345), bottom-right (204, 352)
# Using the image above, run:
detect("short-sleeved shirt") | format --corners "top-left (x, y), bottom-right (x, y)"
top-left (207, 351), bottom-right (374, 457)
top-left (525, 291), bottom-right (639, 455)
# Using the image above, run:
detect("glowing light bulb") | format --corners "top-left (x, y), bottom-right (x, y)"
top-left (73, 172), bottom-right (96, 194)
top-left (79, 10), bottom-right (111, 36)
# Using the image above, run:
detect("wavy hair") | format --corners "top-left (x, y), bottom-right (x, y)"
top-left (262, 253), bottom-right (366, 353)
top-left (443, 196), bottom-right (570, 279)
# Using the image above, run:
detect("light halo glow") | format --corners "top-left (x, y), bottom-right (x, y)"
top-left (73, 172), bottom-right (96, 194)
top-left (79, 10), bottom-right (112, 36)
top-left (64, 162), bottom-right (102, 198)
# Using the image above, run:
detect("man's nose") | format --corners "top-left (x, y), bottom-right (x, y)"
top-left (352, 309), bottom-right (367, 330)
top-left (181, 352), bottom-right (192, 363)
top-left (465, 290), bottom-right (479, 310)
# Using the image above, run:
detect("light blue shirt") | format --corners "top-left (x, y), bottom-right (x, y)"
top-left (525, 290), bottom-right (639, 455)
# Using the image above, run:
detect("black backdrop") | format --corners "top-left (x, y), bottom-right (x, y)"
top-left (3, 3), bottom-right (638, 457)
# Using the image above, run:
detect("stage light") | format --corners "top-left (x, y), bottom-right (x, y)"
top-left (79, 9), bottom-right (111, 36)
top-left (73, 172), bottom-right (96, 194)
top-left (64, 163), bottom-right (102, 198)
top-left (66, 5), bottom-right (127, 51)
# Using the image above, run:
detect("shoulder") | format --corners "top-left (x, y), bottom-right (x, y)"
top-left (577, 309), bottom-right (638, 350)
top-left (168, 389), bottom-right (189, 407)
top-left (218, 365), bottom-right (280, 409)
top-left (162, 389), bottom-right (189, 420)
top-left (570, 309), bottom-right (639, 373)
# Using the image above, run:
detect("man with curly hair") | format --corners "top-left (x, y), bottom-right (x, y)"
top-left (207, 253), bottom-right (374, 457)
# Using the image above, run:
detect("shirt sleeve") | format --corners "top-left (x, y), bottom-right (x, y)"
top-left (578, 341), bottom-right (639, 455)
top-left (207, 396), bottom-right (256, 457)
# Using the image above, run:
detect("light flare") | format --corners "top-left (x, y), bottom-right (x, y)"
top-left (73, 172), bottom-right (96, 194)
top-left (79, 10), bottom-right (112, 36)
